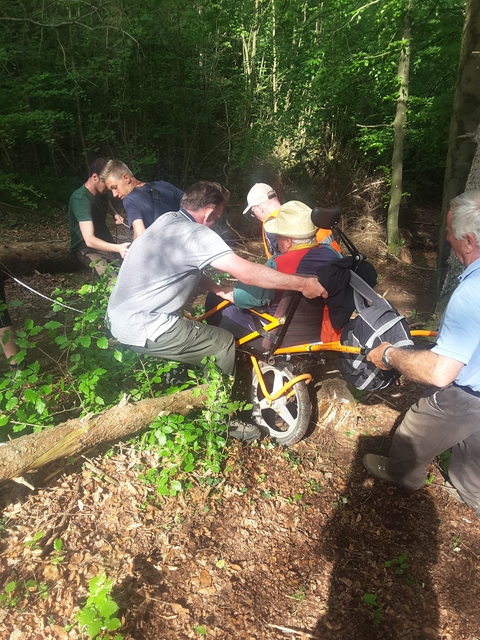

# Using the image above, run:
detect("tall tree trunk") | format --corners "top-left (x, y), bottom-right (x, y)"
top-left (241, 0), bottom-right (260, 128)
top-left (271, 0), bottom-right (278, 115)
top-left (437, 0), bottom-right (480, 295)
top-left (387, 1), bottom-right (413, 252)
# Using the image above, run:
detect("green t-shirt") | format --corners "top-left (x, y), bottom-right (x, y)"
top-left (68, 185), bottom-right (114, 252)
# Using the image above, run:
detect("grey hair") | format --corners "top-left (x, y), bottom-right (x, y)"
top-left (450, 190), bottom-right (480, 245)
top-left (291, 235), bottom-right (317, 246)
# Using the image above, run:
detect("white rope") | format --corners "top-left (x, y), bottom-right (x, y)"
top-left (1, 268), bottom-right (85, 314)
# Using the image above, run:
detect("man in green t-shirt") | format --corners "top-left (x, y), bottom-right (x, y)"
top-left (68, 158), bottom-right (130, 276)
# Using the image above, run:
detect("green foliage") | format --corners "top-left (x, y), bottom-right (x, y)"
top-left (290, 585), bottom-right (306, 603)
top-left (424, 473), bottom-right (435, 485)
top-left (0, 270), bottom-right (192, 436)
top-left (0, 269), bottom-right (246, 498)
top-left (0, 579), bottom-right (48, 608)
top-left (385, 553), bottom-right (414, 585)
top-left (363, 593), bottom-right (383, 627)
top-left (24, 530), bottom-right (45, 550)
top-left (73, 574), bottom-right (123, 640)
top-left (51, 538), bottom-right (66, 566)
top-left (452, 535), bottom-right (462, 553)
top-left (138, 357), bottom-right (247, 496)
top-left (0, 0), bottom-right (465, 211)
top-left (438, 449), bottom-right (451, 475)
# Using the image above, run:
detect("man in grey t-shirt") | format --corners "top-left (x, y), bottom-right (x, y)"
top-left (106, 181), bottom-right (327, 440)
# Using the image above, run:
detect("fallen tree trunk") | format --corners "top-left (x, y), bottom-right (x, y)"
top-left (0, 241), bottom-right (79, 274)
top-left (0, 386), bottom-right (208, 482)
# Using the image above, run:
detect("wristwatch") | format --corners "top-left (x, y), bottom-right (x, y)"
top-left (382, 346), bottom-right (394, 369)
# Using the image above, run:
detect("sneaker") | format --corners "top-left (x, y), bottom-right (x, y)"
top-left (228, 419), bottom-right (261, 443)
top-left (363, 454), bottom-right (398, 484)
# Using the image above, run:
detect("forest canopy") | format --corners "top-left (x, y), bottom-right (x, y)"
top-left (0, 0), bottom-right (466, 210)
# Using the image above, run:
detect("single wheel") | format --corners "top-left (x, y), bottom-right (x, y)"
top-left (250, 361), bottom-right (312, 446)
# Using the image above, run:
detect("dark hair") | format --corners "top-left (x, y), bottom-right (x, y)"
top-left (88, 157), bottom-right (110, 178)
top-left (181, 181), bottom-right (230, 212)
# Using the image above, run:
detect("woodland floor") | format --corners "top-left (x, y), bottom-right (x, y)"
top-left (0, 206), bottom-right (479, 639)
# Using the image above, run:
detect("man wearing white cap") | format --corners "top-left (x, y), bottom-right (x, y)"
top-left (243, 183), bottom-right (341, 258)
top-left (208, 201), bottom-right (343, 346)
top-left (243, 183), bottom-right (282, 258)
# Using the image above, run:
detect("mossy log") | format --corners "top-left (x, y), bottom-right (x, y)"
top-left (0, 386), bottom-right (208, 482)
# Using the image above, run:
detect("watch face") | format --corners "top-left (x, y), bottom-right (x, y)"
top-left (382, 348), bottom-right (390, 368)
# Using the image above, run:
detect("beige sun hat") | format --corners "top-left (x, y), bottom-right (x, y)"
top-left (243, 183), bottom-right (277, 214)
top-left (263, 201), bottom-right (317, 239)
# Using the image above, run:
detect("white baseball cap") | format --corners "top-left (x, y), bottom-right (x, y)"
top-left (243, 183), bottom-right (277, 215)
top-left (263, 201), bottom-right (317, 239)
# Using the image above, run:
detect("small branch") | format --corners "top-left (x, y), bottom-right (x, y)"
top-left (224, 219), bottom-right (250, 247)
top-left (385, 251), bottom-right (435, 271)
top-left (267, 623), bottom-right (321, 638)
top-left (356, 123), bottom-right (392, 129)
top-left (0, 16), bottom-right (140, 46)
top-left (332, 0), bottom-right (383, 34)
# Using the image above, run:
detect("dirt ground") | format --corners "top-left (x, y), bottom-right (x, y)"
top-left (0, 207), bottom-right (479, 639)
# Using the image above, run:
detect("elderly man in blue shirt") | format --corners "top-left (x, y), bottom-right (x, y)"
top-left (363, 190), bottom-right (480, 517)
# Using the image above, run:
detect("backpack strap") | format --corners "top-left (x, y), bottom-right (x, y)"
top-left (365, 315), bottom-right (407, 348)
top-left (349, 270), bottom-right (390, 312)
top-left (145, 183), bottom-right (163, 220)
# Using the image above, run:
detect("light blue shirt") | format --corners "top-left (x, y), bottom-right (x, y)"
top-left (432, 258), bottom-right (480, 390)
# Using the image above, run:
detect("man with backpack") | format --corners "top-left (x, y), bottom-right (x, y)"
top-left (99, 159), bottom-right (184, 239)
top-left (363, 190), bottom-right (480, 518)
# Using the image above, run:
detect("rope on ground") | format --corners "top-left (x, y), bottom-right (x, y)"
top-left (1, 262), bottom-right (85, 314)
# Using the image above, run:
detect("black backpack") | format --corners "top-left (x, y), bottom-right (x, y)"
top-left (337, 271), bottom-right (413, 390)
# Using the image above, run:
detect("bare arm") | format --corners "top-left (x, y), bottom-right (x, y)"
top-left (367, 342), bottom-right (464, 387)
top-left (198, 274), bottom-right (235, 303)
top-left (79, 221), bottom-right (130, 258)
top-left (132, 219), bottom-right (146, 239)
top-left (211, 253), bottom-right (327, 299)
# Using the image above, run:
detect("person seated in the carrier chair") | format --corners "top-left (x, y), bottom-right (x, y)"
top-left (206, 200), bottom-right (343, 348)
top-left (243, 183), bottom-right (341, 259)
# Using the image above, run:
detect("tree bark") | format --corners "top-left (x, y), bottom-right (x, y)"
top-left (437, 0), bottom-right (480, 294)
top-left (386, 0), bottom-right (413, 252)
top-left (0, 241), bottom-right (79, 275)
top-left (0, 386), bottom-right (208, 482)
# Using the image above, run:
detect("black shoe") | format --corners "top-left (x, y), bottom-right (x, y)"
top-left (228, 419), bottom-right (261, 443)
